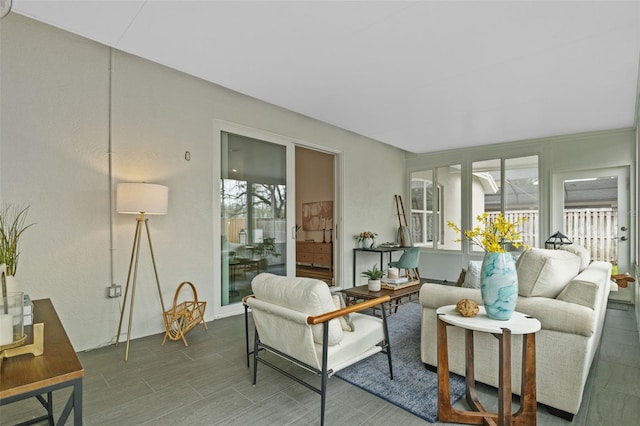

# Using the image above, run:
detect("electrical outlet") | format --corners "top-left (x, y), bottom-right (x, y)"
top-left (107, 285), bottom-right (122, 298)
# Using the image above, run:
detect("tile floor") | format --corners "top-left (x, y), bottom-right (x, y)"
top-left (1, 301), bottom-right (639, 425)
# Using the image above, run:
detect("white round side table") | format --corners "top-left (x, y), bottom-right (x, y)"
top-left (436, 305), bottom-right (541, 426)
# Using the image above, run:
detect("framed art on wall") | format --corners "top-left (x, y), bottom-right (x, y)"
top-left (302, 201), bottom-right (333, 231)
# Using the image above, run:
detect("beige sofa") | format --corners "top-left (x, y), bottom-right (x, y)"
top-left (419, 248), bottom-right (612, 419)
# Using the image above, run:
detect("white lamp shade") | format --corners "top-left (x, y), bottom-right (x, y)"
top-left (117, 183), bottom-right (168, 215)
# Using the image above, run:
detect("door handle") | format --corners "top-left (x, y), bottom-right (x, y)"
top-left (620, 236), bottom-right (628, 241)
top-left (621, 226), bottom-right (628, 231)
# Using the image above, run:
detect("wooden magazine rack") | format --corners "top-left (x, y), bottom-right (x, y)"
top-left (162, 281), bottom-right (207, 346)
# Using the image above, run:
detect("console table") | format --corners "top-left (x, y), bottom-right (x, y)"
top-left (352, 246), bottom-right (409, 286)
top-left (436, 305), bottom-right (540, 426)
top-left (0, 298), bottom-right (84, 425)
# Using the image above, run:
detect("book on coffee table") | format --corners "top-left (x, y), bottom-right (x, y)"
top-left (380, 279), bottom-right (420, 290)
top-left (381, 277), bottom-right (409, 284)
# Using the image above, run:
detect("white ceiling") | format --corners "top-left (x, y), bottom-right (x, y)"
top-left (11, 1), bottom-right (640, 154)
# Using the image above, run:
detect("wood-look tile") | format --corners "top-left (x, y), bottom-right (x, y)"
top-left (584, 387), bottom-right (640, 425)
top-left (84, 382), bottom-right (202, 425)
top-left (592, 360), bottom-right (640, 397)
top-left (4, 305), bottom-right (634, 425)
top-left (218, 391), bottom-right (309, 425)
top-left (142, 387), bottom-right (253, 425)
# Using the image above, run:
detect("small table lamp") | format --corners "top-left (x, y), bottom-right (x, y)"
top-left (115, 183), bottom-right (168, 361)
top-left (545, 231), bottom-right (572, 249)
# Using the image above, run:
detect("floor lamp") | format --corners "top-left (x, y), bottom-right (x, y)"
top-left (115, 182), bottom-right (168, 361)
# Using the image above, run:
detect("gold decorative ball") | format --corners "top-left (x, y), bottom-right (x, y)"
top-left (456, 299), bottom-right (479, 317)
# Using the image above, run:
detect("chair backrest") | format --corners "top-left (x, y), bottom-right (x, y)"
top-left (251, 273), bottom-right (343, 346)
top-left (394, 247), bottom-right (420, 268)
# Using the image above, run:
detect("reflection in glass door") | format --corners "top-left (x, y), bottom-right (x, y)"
top-left (220, 132), bottom-right (288, 306)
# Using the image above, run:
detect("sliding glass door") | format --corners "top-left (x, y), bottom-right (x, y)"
top-left (219, 130), bottom-right (294, 308)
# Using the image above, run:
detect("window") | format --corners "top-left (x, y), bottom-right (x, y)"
top-left (411, 156), bottom-right (538, 252)
top-left (411, 165), bottom-right (461, 250)
top-left (471, 155), bottom-right (539, 251)
top-left (411, 174), bottom-right (435, 245)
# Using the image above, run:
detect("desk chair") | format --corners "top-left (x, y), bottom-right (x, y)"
top-left (388, 246), bottom-right (421, 281)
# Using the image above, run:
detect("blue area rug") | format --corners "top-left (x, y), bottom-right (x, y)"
top-left (335, 302), bottom-right (466, 423)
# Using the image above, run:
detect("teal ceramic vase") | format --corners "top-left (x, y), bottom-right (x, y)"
top-left (480, 252), bottom-right (518, 320)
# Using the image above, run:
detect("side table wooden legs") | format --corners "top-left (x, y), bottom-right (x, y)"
top-left (437, 315), bottom-right (537, 426)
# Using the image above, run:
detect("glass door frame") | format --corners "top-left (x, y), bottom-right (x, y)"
top-left (551, 166), bottom-right (630, 274)
top-left (213, 120), bottom-right (296, 317)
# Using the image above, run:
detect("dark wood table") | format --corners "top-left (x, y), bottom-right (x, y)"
top-left (340, 282), bottom-right (422, 316)
top-left (0, 298), bottom-right (84, 425)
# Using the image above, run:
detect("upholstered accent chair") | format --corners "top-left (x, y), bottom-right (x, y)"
top-left (244, 273), bottom-right (393, 426)
top-left (388, 246), bottom-right (421, 281)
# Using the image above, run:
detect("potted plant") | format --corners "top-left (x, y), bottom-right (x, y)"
top-left (356, 231), bottom-right (378, 249)
top-left (0, 203), bottom-right (35, 293)
top-left (362, 263), bottom-right (384, 291)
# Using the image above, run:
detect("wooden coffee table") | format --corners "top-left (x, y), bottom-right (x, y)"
top-left (340, 282), bottom-right (422, 316)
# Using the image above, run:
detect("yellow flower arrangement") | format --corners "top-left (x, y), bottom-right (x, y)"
top-left (448, 213), bottom-right (528, 253)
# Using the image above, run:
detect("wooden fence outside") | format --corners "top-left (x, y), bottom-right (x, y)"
top-left (488, 208), bottom-right (617, 263)
top-left (225, 218), bottom-right (286, 244)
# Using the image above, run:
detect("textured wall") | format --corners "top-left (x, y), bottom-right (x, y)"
top-left (1, 14), bottom-right (406, 350)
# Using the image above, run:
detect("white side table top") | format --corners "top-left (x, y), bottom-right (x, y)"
top-left (436, 305), bottom-right (541, 335)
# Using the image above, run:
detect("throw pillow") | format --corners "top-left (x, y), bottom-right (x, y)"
top-left (557, 279), bottom-right (599, 309)
top-left (516, 248), bottom-right (581, 298)
top-left (462, 260), bottom-right (482, 289)
top-left (559, 244), bottom-right (591, 272)
top-left (332, 294), bottom-right (355, 332)
top-left (455, 269), bottom-right (466, 286)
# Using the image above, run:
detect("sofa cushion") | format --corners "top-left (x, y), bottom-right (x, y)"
top-left (556, 280), bottom-right (599, 309)
top-left (557, 260), bottom-right (612, 309)
top-left (516, 248), bottom-right (581, 298)
top-left (252, 273), bottom-right (343, 345)
top-left (559, 244), bottom-right (591, 272)
top-left (462, 260), bottom-right (482, 289)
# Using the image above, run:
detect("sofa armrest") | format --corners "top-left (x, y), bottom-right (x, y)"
top-left (515, 297), bottom-right (595, 337)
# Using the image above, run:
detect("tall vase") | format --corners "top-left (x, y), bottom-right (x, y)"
top-left (480, 252), bottom-right (518, 320)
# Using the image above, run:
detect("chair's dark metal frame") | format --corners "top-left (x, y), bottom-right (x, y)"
top-left (244, 296), bottom-right (393, 426)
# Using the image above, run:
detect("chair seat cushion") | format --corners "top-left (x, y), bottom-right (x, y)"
top-left (319, 312), bottom-right (385, 373)
top-left (252, 273), bottom-right (343, 345)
